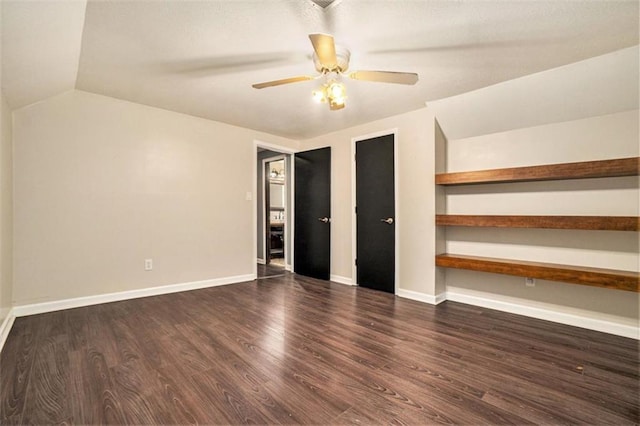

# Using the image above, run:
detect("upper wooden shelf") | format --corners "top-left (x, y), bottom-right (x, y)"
top-left (436, 215), bottom-right (640, 231)
top-left (435, 157), bottom-right (640, 185)
top-left (435, 254), bottom-right (639, 292)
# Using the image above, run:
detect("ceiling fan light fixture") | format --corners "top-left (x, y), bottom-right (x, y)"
top-left (312, 89), bottom-right (327, 103)
top-left (328, 81), bottom-right (345, 99)
top-left (329, 100), bottom-right (345, 110)
top-left (313, 80), bottom-right (346, 110)
top-left (252, 33), bottom-right (417, 111)
top-left (312, 45), bottom-right (350, 73)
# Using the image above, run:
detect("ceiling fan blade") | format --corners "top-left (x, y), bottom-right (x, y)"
top-left (309, 33), bottom-right (338, 70)
top-left (252, 75), bottom-right (316, 89)
top-left (164, 52), bottom-right (310, 77)
top-left (349, 70), bottom-right (419, 85)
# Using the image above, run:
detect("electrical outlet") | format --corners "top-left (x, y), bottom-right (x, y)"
top-left (145, 258), bottom-right (153, 271)
top-left (525, 277), bottom-right (535, 287)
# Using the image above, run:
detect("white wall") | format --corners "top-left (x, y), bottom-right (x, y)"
top-left (443, 110), bottom-right (639, 333)
top-left (0, 90), bottom-right (13, 321)
top-left (12, 90), bottom-right (298, 305)
top-left (302, 107), bottom-right (440, 297)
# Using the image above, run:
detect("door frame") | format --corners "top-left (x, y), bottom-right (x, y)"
top-left (261, 154), bottom-right (287, 267)
top-left (351, 129), bottom-right (399, 293)
top-left (253, 140), bottom-right (298, 279)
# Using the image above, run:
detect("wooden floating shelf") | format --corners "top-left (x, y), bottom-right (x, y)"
top-left (436, 157), bottom-right (640, 185)
top-left (436, 215), bottom-right (640, 231)
top-left (435, 254), bottom-right (639, 293)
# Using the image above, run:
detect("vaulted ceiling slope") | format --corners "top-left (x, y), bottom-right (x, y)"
top-left (1, 0), bottom-right (638, 139)
top-left (1, 0), bottom-right (86, 109)
top-left (429, 46), bottom-right (639, 140)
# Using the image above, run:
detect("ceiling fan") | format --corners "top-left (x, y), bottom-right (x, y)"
top-left (252, 34), bottom-right (419, 110)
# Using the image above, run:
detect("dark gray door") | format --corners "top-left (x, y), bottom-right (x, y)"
top-left (356, 134), bottom-right (395, 293)
top-left (294, 147), bottom-right (331, 280)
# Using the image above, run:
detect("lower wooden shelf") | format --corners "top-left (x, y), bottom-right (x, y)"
top-left (435, 254), bottom-right (639, 292)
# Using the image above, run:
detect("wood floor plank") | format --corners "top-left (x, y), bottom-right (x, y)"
top-left (261, 369), bottom-right (356, 424)
top-left (20, 336), bottom-right (70, 425)
top-left (85, 346), bottom-right (128, 424)
top-left (111, 360), bottom-right (170, 425)
top-left (1, 272), bottom-right (638, 424)
top-left (133, 334), bottom-right (223, 424)
top-left (201, 365), bottom-right (304, 425)
top-left (149, 364), bottom-right (211, 425)
top-left (480, 388), bottom-right (583, 425)
top-left (67, 350), bottom-right (93, 424)
top-left (351, 361), bottom-right (533, 425)
top-left (64, 307), bottom-right (89, 352)
top-left (0, 320), bottom-right (39, 424)
top-left (189, 368), bottom-right (274, 425)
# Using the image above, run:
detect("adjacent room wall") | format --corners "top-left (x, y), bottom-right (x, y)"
top-left (443, 110), bottom-right (639, 333)
top-left (0, 89), bottom-right (13, 321)
top-left (256, 149), bottom-right (292, 267)
top-left (302, 107), bottom-right (440, 299)
top-left (12, 90), bottom-right (298, 305)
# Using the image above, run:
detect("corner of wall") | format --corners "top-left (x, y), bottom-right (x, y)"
top-left (0, 308), bottom-right (17, 354)
top-left (0, 89), bottom-right (15, 325)
top-left (434, 118), bottom-right (447, 296)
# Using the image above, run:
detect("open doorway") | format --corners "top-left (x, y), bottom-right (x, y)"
top-left (253, 141), bottom-right (332, 281)
top-left (257, 149), bottom-right (291, 278)
top-left (265, 159), bottom-right (286, 267)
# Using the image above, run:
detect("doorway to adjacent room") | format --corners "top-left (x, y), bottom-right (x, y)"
top-left (257, 152), bottom-right (289, 278)
top-left (254, 142), bottom-right (332, 281)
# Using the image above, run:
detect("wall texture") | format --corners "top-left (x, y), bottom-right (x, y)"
top-left (0, 90), bottom-right (13, 321)
top-left (12, 90), bottom-right (297, 305)
top-left (302, 107), bottom-right (440, 297)
top-left (443, 110), bottom-right (639, 331)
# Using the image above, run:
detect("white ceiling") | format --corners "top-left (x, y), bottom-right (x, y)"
top-left (1, 0), bottom-right (639, 139)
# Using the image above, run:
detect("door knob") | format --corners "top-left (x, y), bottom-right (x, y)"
top-left (380, 217), bottom-right (394, 224)
top-left (318, 217), bottom-right (331, 223)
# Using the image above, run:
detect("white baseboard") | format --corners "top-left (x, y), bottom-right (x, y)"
top-left (257, 258), bottom-right (266, 265)
top-left (446, 291), bottom-right (639, 340)
top-left (330, 274), bottom-right (354, 286)
top-left (0, 309), bottom-right (16, 354)
top-left (397, 289), bottom-right (446, 305)
top-left (12, 274), bottom-right (255, 318)
top-left (285, 264), bottom-right (292, 271)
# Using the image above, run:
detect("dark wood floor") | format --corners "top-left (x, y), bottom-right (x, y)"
top-left (257, 262), bottom-right (286, 279)
top-left (1, 273), bottom-right (638, 425)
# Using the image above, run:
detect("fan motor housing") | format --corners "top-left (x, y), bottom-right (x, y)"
top-left (313, 45), bottom-right (351, 73)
